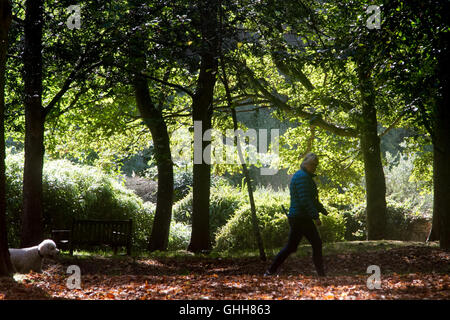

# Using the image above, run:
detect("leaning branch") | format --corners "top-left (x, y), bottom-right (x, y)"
top-left (46, 86), bottom-right (88, 121)
top-left (272, 53), bottom-right (354, 112)
top-left (240, 63), bottom-right (358, 138)
top-left (141, 72), bottom-right (195, 99)
top-left (379, 106), bottom-right (412, 138)
top-left (43, 59), bottom-right (102, 118)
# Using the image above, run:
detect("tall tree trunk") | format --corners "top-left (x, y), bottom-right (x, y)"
top-left (21, 0), bottom-right (44, 247)
top-left (433, 131), bottom-right (450, 250)
top-left (128, 1), bottom-right (174, 252)
top-left (189, 65), bottom-right (216, 252)
top-left (427, 207), bottom-right (439, 241)
top-left (0, 0), bottom-right (13, 276)
top-left (188, 1), bottom-right (219, 253)
top-left (133, 77), bottom-right (174, 251)
top-left (434, 30), bottom-right (450, 251)
top-left (357, 63), bottom-right (387, 240)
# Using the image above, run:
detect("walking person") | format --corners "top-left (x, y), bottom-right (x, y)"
top-left (265, 153), bottom-right (328, 277)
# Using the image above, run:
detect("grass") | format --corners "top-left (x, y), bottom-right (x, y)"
top-left (206, 240), bottom-right (439, 259)
top-left (59, 240), bottom-right (440, 261)
top-left (318, 240), bottom-right (439, 256)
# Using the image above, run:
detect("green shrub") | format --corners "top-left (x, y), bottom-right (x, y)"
top-left (209, 183), bottom-right (243, 237)
top-left (384, 152), bottom-right (432, 219)
top-left (168, 221), bottom-right (191, 250)
top-left (172, 191), bottom-right (193, 225)
top-left (172, 181), bottom-right (244, 241)
top-left (342, 203), bottom-right (366, 241)
top-left (214, 188), bottom-right (346, 252)
top-left (342, 199), bottom-right (430, 241)
top-left (318, 212), bottom-right (346, 243)
top-left (384, 199), bottom-right (431, 240)
top-left (173, 170), bottom-right (193, 202)
top-left (5, 152), bottom-right (24, 246)
top-left (342, 152), bottom-right (433, 241)
top-left (5, 151), bottom-right (156, 250)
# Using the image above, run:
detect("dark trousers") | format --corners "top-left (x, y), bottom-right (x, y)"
top-left (268, 216), bottom-right (325, 276)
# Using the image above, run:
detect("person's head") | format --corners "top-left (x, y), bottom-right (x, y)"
top-left (301, 152), bottom-right (319, 174)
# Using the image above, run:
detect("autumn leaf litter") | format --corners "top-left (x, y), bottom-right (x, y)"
top-left (1, 245), bottom-right (448, 300)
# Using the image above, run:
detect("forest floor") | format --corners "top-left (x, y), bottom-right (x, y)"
top-left (1, 241), bottom-right (449, 300)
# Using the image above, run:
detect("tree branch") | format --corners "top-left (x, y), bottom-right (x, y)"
top-left (240, 62), bottom-right (358, 138)
top-left (141, 72), bottom-right (195, 99)
top-left (214, 104), bottom-right (273, 113)
top-left (46, 87), bottom-right (87, 121)
top-left (379, 104), bottom-right (416, 138)
top-left (272, 53), bottom-right (354, 111)
top-left (43, 59), bottom-right (102, 118)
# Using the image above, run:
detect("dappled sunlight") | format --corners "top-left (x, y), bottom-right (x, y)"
top-left (0, 0), bottom-right (448, 307)
top-left (1, 244), bottom-right (448, 300)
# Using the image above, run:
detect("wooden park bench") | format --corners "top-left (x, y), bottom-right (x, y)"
top-left (52, 219), bottom-right (133, 255)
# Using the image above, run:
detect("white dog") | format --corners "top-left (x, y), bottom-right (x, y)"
top-left (9, 239), bottom-right (59, 273)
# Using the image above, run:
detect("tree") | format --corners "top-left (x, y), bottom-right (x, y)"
top-left (414, 2), bottom-right (450, 250)
top-left (0, 0), bottom-right (13, 276)
top-left (188, 0), bottom-right (221, 253)
top-left (434, 56), bottom-right (450, 250)
top-left (378, 0), bottom-right (449, 249)
top-left (18, 1), bottom-right (112, 246)
top-left (20, 0), bottom-right (45, 247)
top-left (128, 1), bottom-right (174, 251)
top-left (434, 37), bottom-right (450, 250)
top-left (229, 0), bottom-right (422, 239)
top-left (354, 46), bottom-right (387, 240)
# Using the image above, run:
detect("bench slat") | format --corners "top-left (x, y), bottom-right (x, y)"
top-left (69, 219), bottom-right (132, 255)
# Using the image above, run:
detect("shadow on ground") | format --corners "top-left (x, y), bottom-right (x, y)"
top-left (1, 245), bottom-right (448, 300)
top-left (52, 245), bottom-right (450, 277)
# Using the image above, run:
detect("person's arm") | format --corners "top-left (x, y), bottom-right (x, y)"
top-left (315, 198), bottom-right (328, 216)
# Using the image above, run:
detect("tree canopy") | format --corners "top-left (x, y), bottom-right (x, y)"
top-left (0, 0), bottom-right (448, 279)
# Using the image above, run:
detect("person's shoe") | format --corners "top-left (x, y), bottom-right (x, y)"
top-left (264, 269), bottom-right (278, 277)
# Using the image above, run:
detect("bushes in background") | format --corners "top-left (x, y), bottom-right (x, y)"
top-left (171, 181), bottom-right (348, 252)
top-left (343, 199), bottom-right (431, 241)
top-left (343, 152), bottom-right (433, 241)
top-left (214, 196), bottom-right (289, 252)
top-left (172, 180), bottom-right (242, 241)
top-left (213, 187), bottom-right (346, 252)
top-left (5, 146), bottom-right (431, 253)
top-left (5, 150), bottom-right (154, 249)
